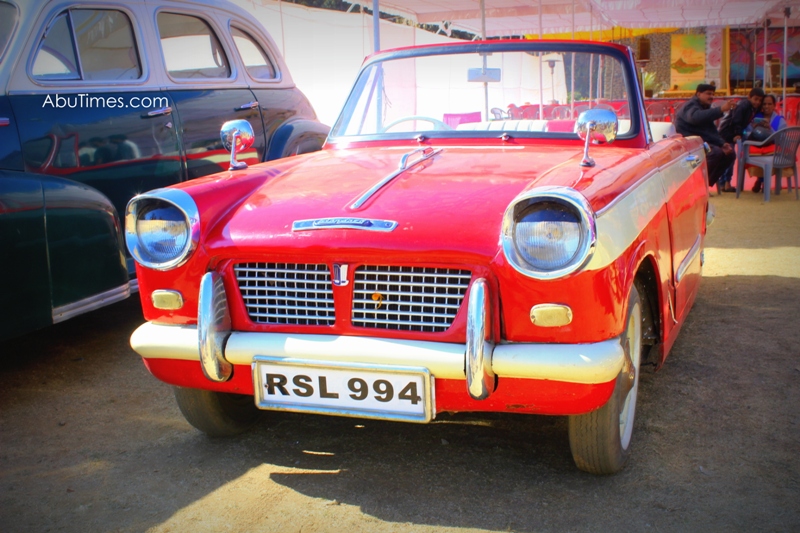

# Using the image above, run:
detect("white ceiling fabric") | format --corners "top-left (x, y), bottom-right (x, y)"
top-left (355, 0), bottom-right (800, 37)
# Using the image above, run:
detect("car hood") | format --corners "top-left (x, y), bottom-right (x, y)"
top-left (205, 144), bottom-right (651, 261)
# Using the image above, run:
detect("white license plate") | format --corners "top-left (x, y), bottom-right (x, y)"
top-left (252, 357), bottom-right (434, 423)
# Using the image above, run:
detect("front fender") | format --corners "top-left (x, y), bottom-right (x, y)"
top-left (266, 120), bottom-right (330, 161)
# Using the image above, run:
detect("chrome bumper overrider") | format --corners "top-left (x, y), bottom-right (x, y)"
top-left (131, 276), bottom-right (626, 397)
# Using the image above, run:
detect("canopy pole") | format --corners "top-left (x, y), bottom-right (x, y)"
top-left (481, 0), bottom-right (486, 38)
top-left (539, 0), bottom-right (544, 115)
top-left (570, 52), bottom-right (575, 117)
top-left (373, 0), bottom-right (380, 52)
top-left (571, 0), bottom-right (575, 40)
top-left (570, 0), bottom-right (575, 117)
top-left (373, 0), bottom-right (382, 131)
top-left (753, 28), bottom-right (757, 88)
top-left (763, 19), bottom-right (768, 88)
top-left (481, 0), bottom-right (489, 121)
top-left (784, 8), bottom-right (790, 104)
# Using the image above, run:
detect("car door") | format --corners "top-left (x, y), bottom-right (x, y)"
top-left (154, 9), bottom-right (265, 178)
top-left (648, 135), bottom-right (708, 321)
top-left (8, 4), bottom-right (181, 279)
top-left (0, 171), bottom-right (49, 340)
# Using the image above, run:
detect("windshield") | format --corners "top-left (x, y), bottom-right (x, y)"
top-left (331, 45), bottom-right (635, 140)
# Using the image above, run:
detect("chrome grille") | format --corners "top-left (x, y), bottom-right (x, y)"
top-left (234, 263), bottom-right (334, 325)
top-left (352, 266), bottom-right (471, 332)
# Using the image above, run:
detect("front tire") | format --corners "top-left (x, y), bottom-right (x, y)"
top-left (568, 283), bottom-right (643, 474)
top-left (173, 387), bottom-right (261, 437)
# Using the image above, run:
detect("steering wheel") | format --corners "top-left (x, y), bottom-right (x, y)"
top-left (381, 116), bottom-right (452, 133)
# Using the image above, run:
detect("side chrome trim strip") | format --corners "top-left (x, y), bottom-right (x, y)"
top-left (466, 279), bottom-right (495, 400)
top-left (586, 146), bottom-right (704, 271)
top-left (52, 283), bottom-right (130, 324)
top-left (130, 324), bottom-right (625, 385)
top-left (198, 272), bottom-right (233, 382)
top-left (676, 235), bottom-right (702, 284)
top-left (350, 147), bottom-right (442, 209)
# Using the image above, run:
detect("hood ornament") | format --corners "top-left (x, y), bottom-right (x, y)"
top-left (350, 146), bottom-right (443, 210)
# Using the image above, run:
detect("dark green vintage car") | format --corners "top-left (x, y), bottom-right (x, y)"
top-left (0, 0), bottom-right (329, 341)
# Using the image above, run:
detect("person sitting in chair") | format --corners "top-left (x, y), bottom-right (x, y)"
top-left (744, 93), bottom-right (788, 193)
top-left (717, 87), bottom-right (764, 192)
top-left (673, 83), bottom-right (737, 187)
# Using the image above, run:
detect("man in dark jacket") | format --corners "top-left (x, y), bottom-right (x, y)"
top-left (673, 83), bottom-right (737, 187)
top-left (716, 87), bottom-right (764, 191)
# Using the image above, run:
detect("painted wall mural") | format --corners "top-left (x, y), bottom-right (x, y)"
top-left (671, 34), bottom-right (706, 90)
top-left (706, 28), bottom-right (723, 87)
top-left (729, 27), bottom-right (800, 89)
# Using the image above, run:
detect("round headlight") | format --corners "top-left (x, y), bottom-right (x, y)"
top-left (126, 189), bottom-right (199, 271)
top-left (514, 202), bottom-right (583, 270)
top-left (136, 201), bottom-right (189, 262)
top-left (501, 187), bottom-right (596, 280)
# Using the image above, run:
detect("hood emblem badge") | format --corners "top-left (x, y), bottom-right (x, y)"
top-left (332, 264), bottom-right (349, 286)
top-left (293, 218), bottom-right (398, 232)
top-left (371, 292), bottom-right (384, 309)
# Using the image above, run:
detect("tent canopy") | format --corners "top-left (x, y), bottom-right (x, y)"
top-left (355, 1), bottom-right (800, 38)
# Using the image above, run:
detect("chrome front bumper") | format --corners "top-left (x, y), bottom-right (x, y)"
top-left (130, 275), bottom-right (626, 399)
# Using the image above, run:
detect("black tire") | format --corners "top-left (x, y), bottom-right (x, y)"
top-left (568, 283), bottom-right (644, 474)
top-left (173, 387), bottom-right (261, 437)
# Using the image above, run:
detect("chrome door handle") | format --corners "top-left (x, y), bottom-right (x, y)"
top-left (143, 106), bottom-right (172, 118)
top-left (235, 101), bottom-right (259, 111)
top-left (685, 154), bottom-right (701, 169)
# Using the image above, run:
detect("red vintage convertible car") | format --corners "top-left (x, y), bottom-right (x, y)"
top-left (127, 40), bottom-right (711, 474)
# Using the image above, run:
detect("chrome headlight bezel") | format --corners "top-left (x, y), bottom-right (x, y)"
top-left (125, 188), bottom-right (200, 271)
top-left (501, 186), bottom-right (596, 280)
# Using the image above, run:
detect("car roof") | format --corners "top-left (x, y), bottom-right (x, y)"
top-left (0, 0), bottom-right (293, 94)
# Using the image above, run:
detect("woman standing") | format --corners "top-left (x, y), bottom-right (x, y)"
top-left (746, 94), bottom-right (788, 193)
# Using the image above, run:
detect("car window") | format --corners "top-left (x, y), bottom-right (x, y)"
top-left (32, 13), bottom-right (80, 80)
top-left (71, 10), bottom-right (141, 81)
top-left (0, 1), bottom-right (17, 61)
top-left (158, 12), bottom-right (230, 79)
top-left (231, 27), bottom-right (276, 80)
top-left (32, 9), bottom-right (141, 81)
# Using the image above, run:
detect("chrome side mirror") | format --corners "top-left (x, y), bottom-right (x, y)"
top-left (574, 108), bottom-right (618, 167)
top-left (220, 119), bottom-right (255, 171)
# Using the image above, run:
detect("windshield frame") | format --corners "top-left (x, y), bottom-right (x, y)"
top-left (329, 40), bottom-right (644, 144)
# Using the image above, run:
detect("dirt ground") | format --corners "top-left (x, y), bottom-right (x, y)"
top-left (1, 188), bottom-right (799, 533)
